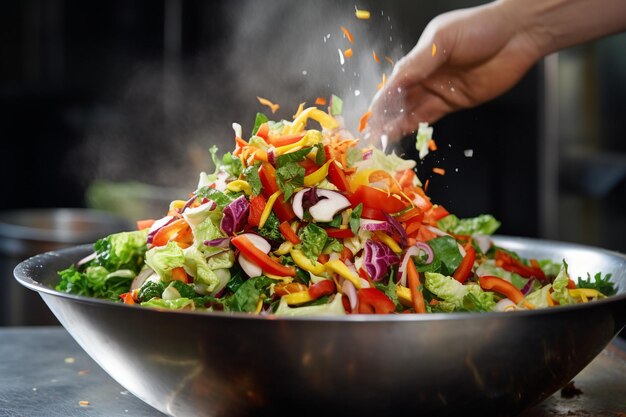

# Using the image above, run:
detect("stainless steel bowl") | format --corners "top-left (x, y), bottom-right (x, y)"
top-left (13, 236), bottom-right (626, 417)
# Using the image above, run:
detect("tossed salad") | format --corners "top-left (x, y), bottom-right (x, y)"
top-left (56, 98), bottom-right (617, 315)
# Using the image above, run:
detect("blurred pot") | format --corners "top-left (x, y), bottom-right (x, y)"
top-left (0, 208), bottom-right (132, 326)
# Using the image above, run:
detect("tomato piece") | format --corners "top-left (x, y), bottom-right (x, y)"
top-left (171, 267), bottom-right (189, 283)
top-left (327, 161), bottom-right (351, 192)
top-left (352, 185), bottom-right (409, 213)
top-left (308, 280), bottom-right (336, 299)
top-left (119, 292), bottom-right (136, 305)
top-left (152, 218), bottom-right (190, 247)
top-left (339, 247), bottom-right (353, 262)
top-left (415, 226), bottom-right (438, 242)
top-left (279, 221), bottom-right (301, 244)
top-left (248, 195), bottom-right (266, 227)
top-left (357, 288), bottom-right (395, 314)
top-left (324, 227), bottom-right (355, 239)
top-left (453, 243), bottom-right (476, 283)
top-left (231, 235), bottom-right (296, 277)
top-left (422, 205), bottom-right (449, 226)
top-left (136, 219), bottom-right (156, 230)
top-left (479, 275), bottom-right (525, 304)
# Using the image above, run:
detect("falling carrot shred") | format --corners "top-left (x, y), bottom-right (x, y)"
top-left (340, 26), bottom-right (354, 44)
top-left (358, 110), bottom-right (372, 132)
top-left (315, 97), bottom-right (327, 106)
top-left (372, 50), bottom-right (380, 63)
top-left (377, 73), bottom-right (387, 90)
top-left (432, 167), bottom-right (446, 176)
top-left (385, 55), bottom-right (394, 66)
top-left (355, 8), bottom-right (370, 19)
top-left (428, 139), bottom-right (437, 151)
top-left (344, 48), bottom-right (353, 58)
top-left (432, 43), bottom-right (437, 57)
top-left (257, 96), bottom-right (280, 114)
top-left (424, 179), bottom-right (430, 192)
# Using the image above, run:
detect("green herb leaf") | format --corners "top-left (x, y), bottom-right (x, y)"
top-left (276, 147), bottom-right (312, 168)
top-left (350, 204), bottom-right (362, 235)
top-left (258, 211), bottom-right (282, 242)
top-left (225, 276), bottom-right (273, 313)
top-left (276, 162), bottom-right (305, 200)
top-left (314, 143), bottom-right (326, 166)
top-left (577, 272), bottom-right (617, 296)
top-left (427, 236), bottom-right (463, 276)
top-left (243, 164), bottom-right (263, 195)
top-left (251, 112), bottom-right (269, 136)
top-left (195, 186), bottom-right (234, 208)
top-left (298, 223), bottom-right (328, 261)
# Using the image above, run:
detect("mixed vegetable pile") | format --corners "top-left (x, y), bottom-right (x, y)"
top-left (56, 98), bottom-right (618, 315)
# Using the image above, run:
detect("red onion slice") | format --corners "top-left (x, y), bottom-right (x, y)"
top-left (398, 243), bottom-right (434, 286)
top-left (521, 278), bottom-right (536, 295)
top-left (267, 148), bottom-right (276, 165)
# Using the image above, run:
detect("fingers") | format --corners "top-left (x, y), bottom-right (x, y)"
top-left (368, 26), bottom-right (444, 143)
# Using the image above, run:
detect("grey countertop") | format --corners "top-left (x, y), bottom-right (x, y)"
top-left (1, 326), bottom-right (625, 417)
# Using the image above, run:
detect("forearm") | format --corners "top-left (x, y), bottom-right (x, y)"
top-left (497, 0), bottom-right (626, 56)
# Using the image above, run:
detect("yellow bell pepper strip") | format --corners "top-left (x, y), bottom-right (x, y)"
top-left (282, 290), bottom-right (314, 305)
top-left (324, 259), bottom-right (362, 289)
top-left (274, 241), bottom-right (293, 256)
top-left (569, 288), bottom-right (605, 302)
top-left (273, 130), bottom-right (323, 156)
top-left (290, 248), bottom-right (325, 275)
top-left (289, 107), bottom-right (339, 134)
top-left (231, 235), bottom-right (296, 277)
top-left (395, 285), bottom-right (413, 307)
top-left (303, 159), bottom-right (333, 187)
top-left (259, 190), bottom-right (281, 229)
top-left (226, 180), bottom-right (252, 195)
top-left (373, 231), bottom-right (403, 254)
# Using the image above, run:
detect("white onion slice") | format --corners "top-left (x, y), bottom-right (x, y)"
top-left (494, 298), bottom-right (517, 312)
top-left (292, 189), bottom-right (307, 220)
top-left (238, 233), bottom-right (271, 253)
top-left (309, 190), bottom-right (351, 222)
top-left (473, 234), bottom-right (492, 254)
top-left (341, 279), bottom-right (358, 311)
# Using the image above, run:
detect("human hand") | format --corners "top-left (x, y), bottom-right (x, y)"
top-left (367, 0), bottom-right (543, 143)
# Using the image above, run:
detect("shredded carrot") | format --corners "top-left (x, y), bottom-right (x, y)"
top-left (344, 48), bottom-right (353, 58)
top-left (377, 73), bottom-right (387, 90)
top-left (424, 179), bottom-right (430, 192)
top-left (315, 97), bottom-right (327, 106)
top-left (358, 110), bottom-right (372, 133)
top-left (340, 26), bottom-right (354, 44)
top-left (385, 55), bottom-right (394, 66)
top-left (256, 96), bottom-right (280, 114)
top-left (355, 8), bottom-right (370, 19)
top-left (432, 43), bottom-right (437, 57)
top-left (432, 167), bottom-right (445, 176)
top-left (428, 139), bottom-right (437, 151)
top-left (372, 50), bottom-right (380, 64)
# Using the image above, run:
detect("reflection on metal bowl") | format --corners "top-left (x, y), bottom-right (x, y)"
top-left (13, 236), bottom-right (626, 417)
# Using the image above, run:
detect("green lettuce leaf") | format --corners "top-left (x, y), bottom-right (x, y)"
top-left (141, 297), bottom-right (194, 310)
top-left (425, 272), bottom-right (495, 312)
top-left (437, 214), bottom-right (501, 236)
top-left (427, 236), bottom-right (463, 276)
top-left (93, 229), bottom-right (149, 274)
top-left (550, 260), bottom-right (576, 305)
top-left (225, 276), bottom-right (273, 313)
top-left (145, 242), bottom-right (185, 282)
top-left (298, 223), bottom-right (328, 261)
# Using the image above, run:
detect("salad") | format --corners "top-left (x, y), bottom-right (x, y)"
top-left (56, 98), bottom-right (617, 315)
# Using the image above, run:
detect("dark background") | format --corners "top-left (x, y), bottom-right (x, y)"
top-left (1, 0), bottom-right (625, 325)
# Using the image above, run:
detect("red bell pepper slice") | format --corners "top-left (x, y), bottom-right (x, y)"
top-left (152, 218), bottom-right (190, 247)
top-left (422, 205), bottom-right (450, 226)
top-left (231, 235), bottom-right (296, 277)
top-left (479, 275), bottom-right (525, 304)
top-left (268, 132), bottom-right (305, 147)
top-left (171, 267), bottom-right (190, 283)
top-left (357, 288), bottom-right (395, 314)
top-left (299, 158), bottom-right (320, 176)
top-left (248, 195), bottom-right (266, 227)
top-left (258, 163), bottom-right (296, 223)
top-left (453, 243), bottom-right (476, 283)
top-left (352, 185), bottom-right (409, 213)
top-left (279, 221), bottom-right (301, 244)
top-left (136, 219), bottom-right (156, 231)
top-left (324, 227), bottom-right (355, 239)
top-left (255, 123), bottom-right (270, 141)
top-left (308, 280), bottom-right (336, 300)
top-left (120, 292), bottom-right (136, 305)
top-left (406, 257), bottom-right (426, 313)
top-left (327, 161), bottom-right (351, 192)
top-left (494, 250), bottom-right (546, 281)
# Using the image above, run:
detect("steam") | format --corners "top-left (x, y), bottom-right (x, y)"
top-left (74, 0), bottom-right (405, 196)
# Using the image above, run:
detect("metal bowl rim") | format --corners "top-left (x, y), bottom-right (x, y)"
top-left (13, 235), bottom-right (626, 324)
